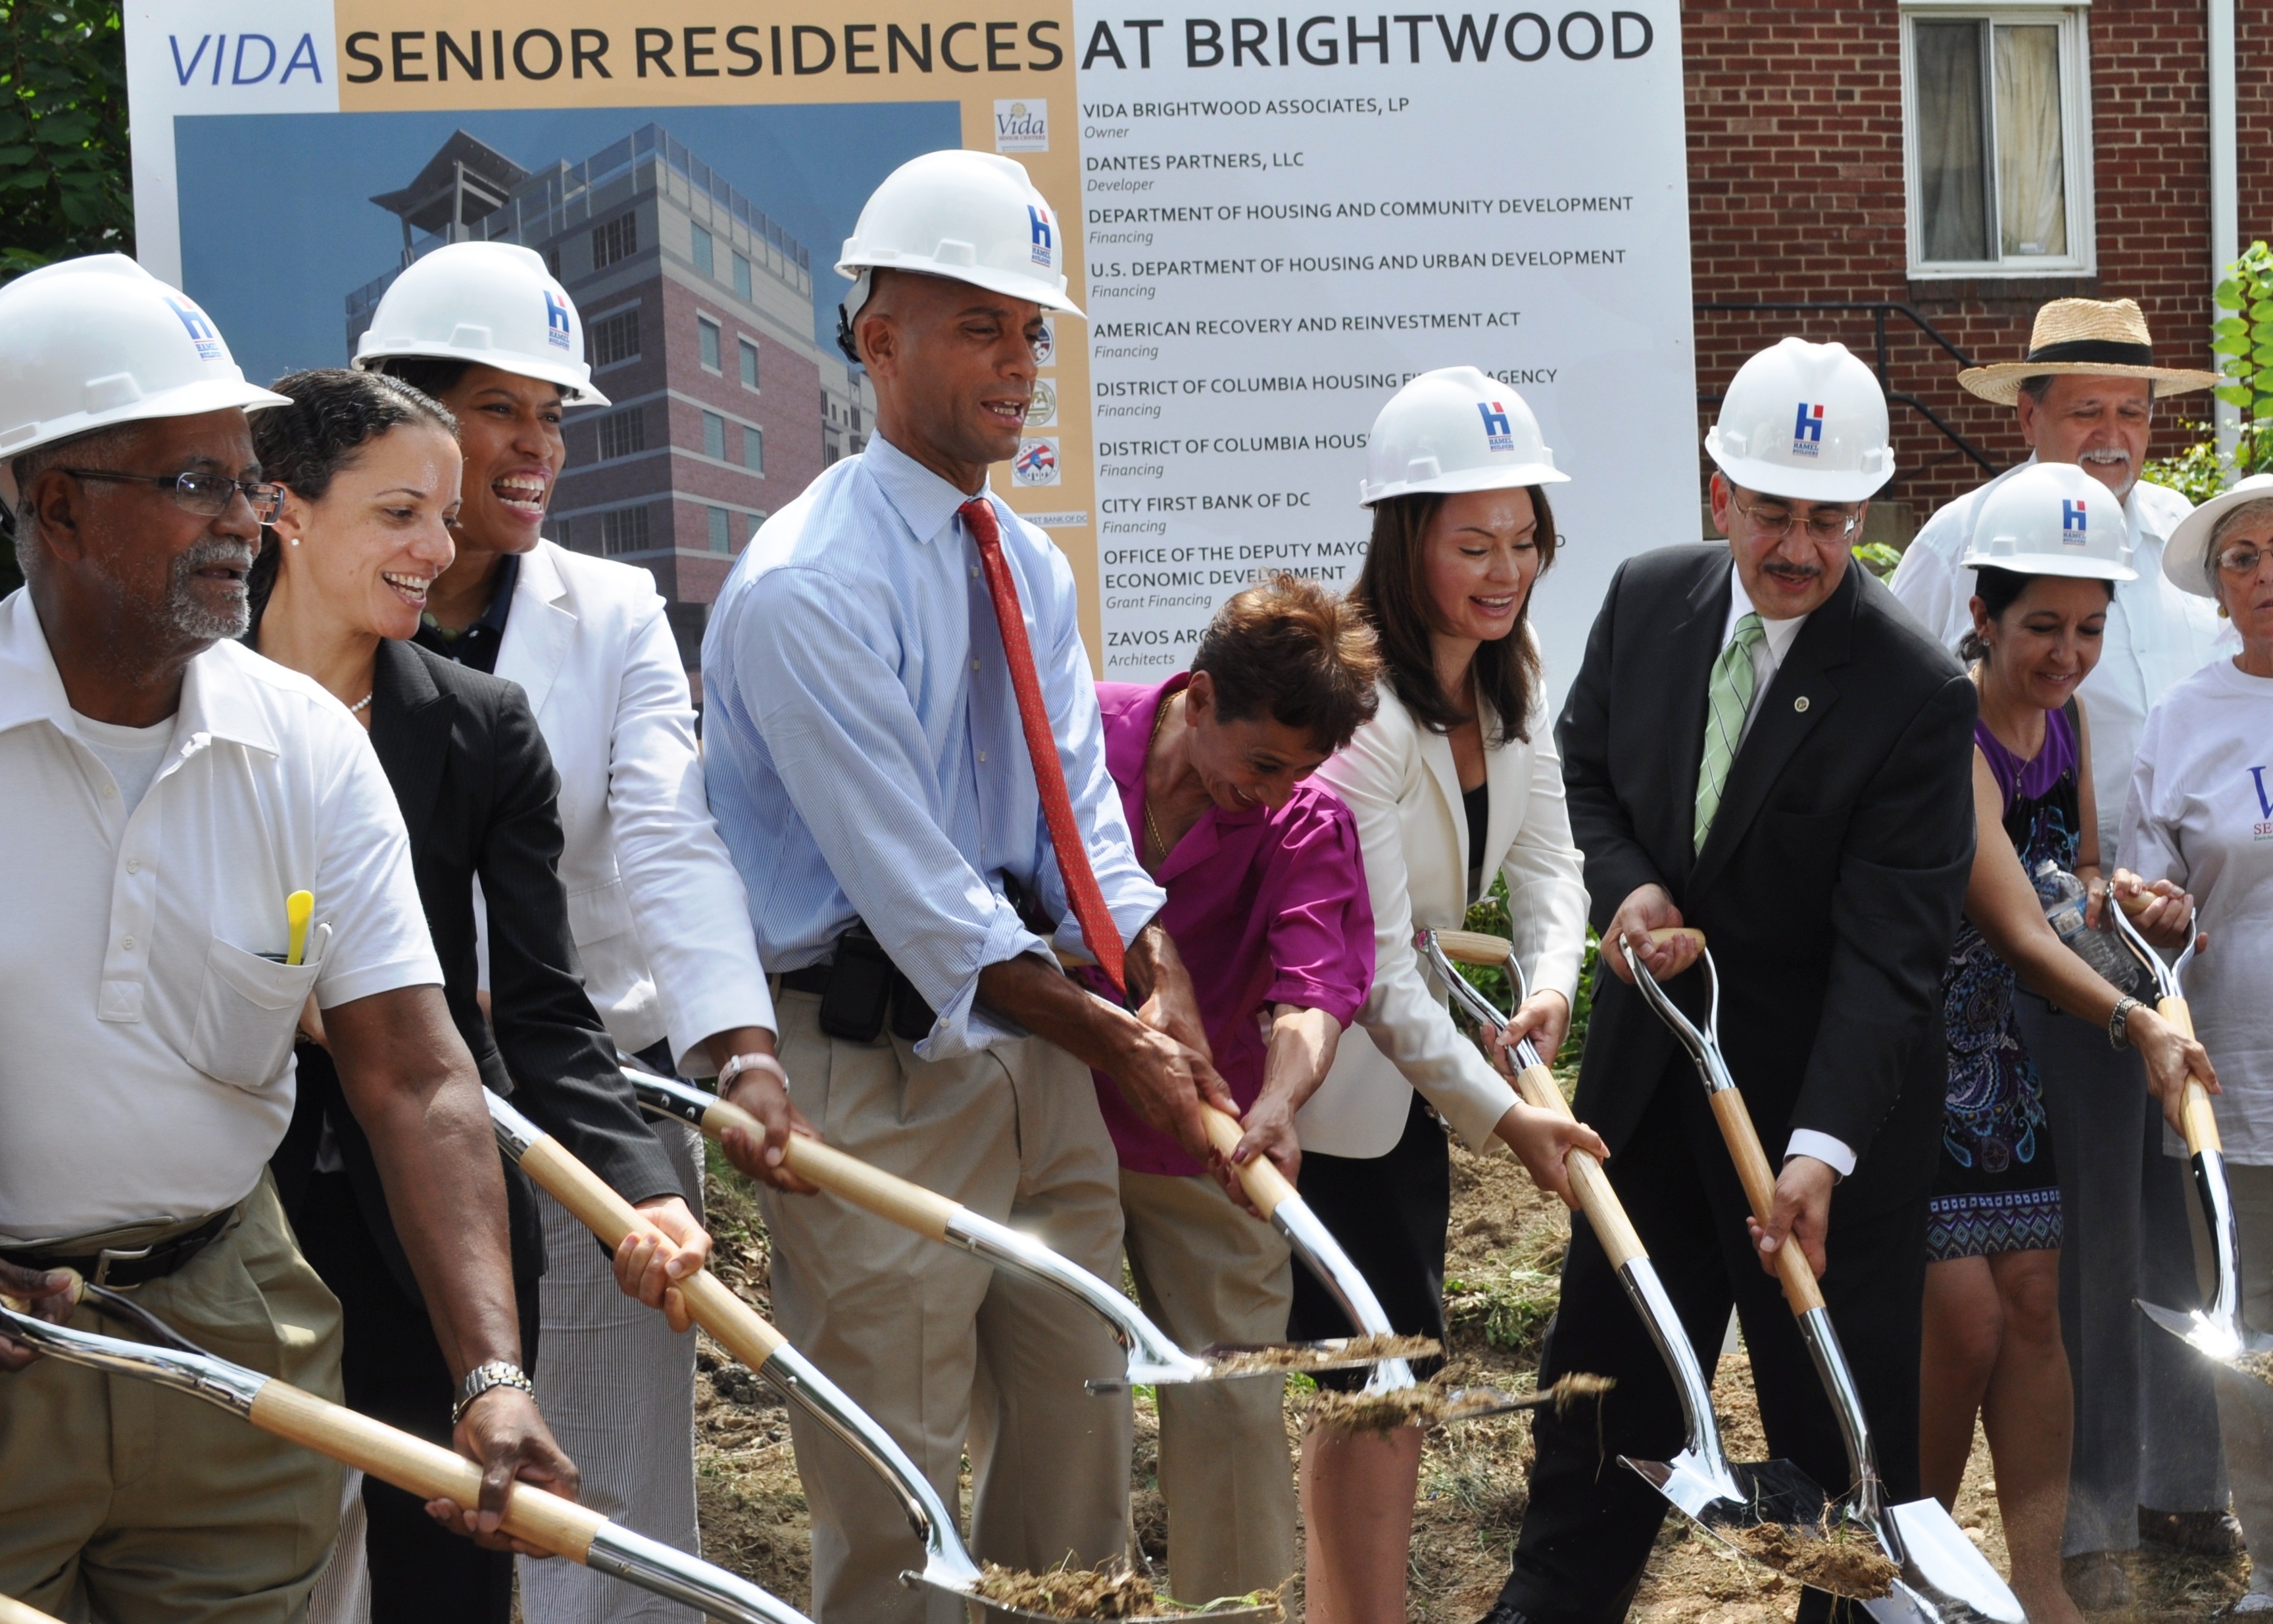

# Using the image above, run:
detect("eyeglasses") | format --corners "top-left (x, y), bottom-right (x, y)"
top-left (1730, 493), bottom-right (1861, 544)
top-left (2215, 543), bottom-right (2272, 576)
top-left (61, 468), bottom-right (285, 525)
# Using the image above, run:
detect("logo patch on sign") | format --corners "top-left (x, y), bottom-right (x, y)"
top-left (994, 99), bottom-right (1048, 153)
top-left (1027, 378), bottom-right (1058, 428)
top-left (1032, 318), bottom-right (1056, 368)
top-left (544, 289), bottom-right (573, 351)
top-left (1013, 437), bottom-right (1061, 486)
top-left (1477, 401), bottom-right (1514, 453)
top-left (165, 295), bottom-right (224, 361)
top-left (2062, 499), bottom-right (2088, 540)
top-left (1028, 205), bottom-right (1054, 268)
top-left (1792, 403), bottom-right (1824, 457)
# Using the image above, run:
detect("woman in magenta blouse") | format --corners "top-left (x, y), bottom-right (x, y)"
top-left (1082, 575), bottom-right (1381, 1606)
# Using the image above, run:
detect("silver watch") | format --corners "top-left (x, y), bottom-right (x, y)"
top-left (2107, 995), bottom-right (2141, 1051)
top-left (452, 1360), bottom-right (535, 1424)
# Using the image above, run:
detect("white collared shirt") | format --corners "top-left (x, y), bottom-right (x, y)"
top-left (1888, 460), bottom-right (2230, 859)
top-left (1717, 565), bottom-right (1851, 1177)
top-left (0, 591), bottom-right (441, 1237)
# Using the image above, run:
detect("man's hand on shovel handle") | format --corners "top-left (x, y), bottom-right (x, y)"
top-left (1605, 885), bottom-right (1700, 985)
top-left (1748, 1155), bottom-right (1834, 1281)
top-left (712, 1044), bottom-right (821, 1196)
top-left (0, 1258), bottom-right (76, 1373)
top-left (432, 1387), bottom-right (578, 1556)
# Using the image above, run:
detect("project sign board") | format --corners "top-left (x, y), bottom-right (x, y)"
top-left (125, 1), bottom-right (1693, 699)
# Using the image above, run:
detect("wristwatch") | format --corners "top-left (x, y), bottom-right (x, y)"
top-left (2107, 996), bottom-right (2141, 1051)
top-left (452, 1360), bottom-right (535, 1425)
top-left (718, 1050), bottom-right (786, 1095)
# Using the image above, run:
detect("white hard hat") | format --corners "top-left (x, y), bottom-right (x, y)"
top-left (354, 242), bottom-right (611, 406)
top-left (1360, 367), bottom-right (1567, 506)
top-left (1705, 337), bottom-right (1893, 504)
top-left (0, 254), bottom-right (291, 459)
top-left (1959, 462), bottom-right (2138, 581)
top-left (835, 149), bottom-right (1083, 358)
top-left (2161, 472), bottom-right (2273, 599)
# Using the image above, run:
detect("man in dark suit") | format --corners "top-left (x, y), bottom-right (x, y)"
top-left (1485, 339), bottom-right (1977, 1624)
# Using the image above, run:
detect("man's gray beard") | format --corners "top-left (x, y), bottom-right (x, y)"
top-left (164, 537), bottom-right (254, 642)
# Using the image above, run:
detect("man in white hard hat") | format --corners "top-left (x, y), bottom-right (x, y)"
top-left (1486, 339), bottom-right (1977, 1624)
top-left (0, 255), bottom-right (574, 1621)
top-left (701, 149), bottom-right (1236, 1623)
top-left (353, 238), bottom-right (775, 1624)
top-left (1888, 299), bottom-right (2236, 1598)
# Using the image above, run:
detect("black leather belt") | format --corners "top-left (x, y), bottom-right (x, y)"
top-left (3, 1206), bottom-right (234, 1290)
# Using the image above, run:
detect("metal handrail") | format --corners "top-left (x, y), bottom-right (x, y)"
top-left (1696, 300), bottom-right (2011, 482)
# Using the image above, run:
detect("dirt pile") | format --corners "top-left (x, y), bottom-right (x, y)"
top-left (1721, 1520), bottom-right (1898, 1599)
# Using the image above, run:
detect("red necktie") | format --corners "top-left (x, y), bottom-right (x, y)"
top-left (961, 496), bottom-right (1127, 995)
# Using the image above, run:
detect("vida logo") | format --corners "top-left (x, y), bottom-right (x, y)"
top-left (994, 99), bottom-right (1048, 154)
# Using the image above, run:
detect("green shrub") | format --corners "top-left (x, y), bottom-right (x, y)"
top-left (1, 0), bottom-right (134, 280)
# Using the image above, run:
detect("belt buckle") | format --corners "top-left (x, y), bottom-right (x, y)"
top-left (92, 1243), bottom-right (156, 1290)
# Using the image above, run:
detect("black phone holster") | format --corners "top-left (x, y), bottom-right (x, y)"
top-left (790, 923), bottom-right (936, 1045)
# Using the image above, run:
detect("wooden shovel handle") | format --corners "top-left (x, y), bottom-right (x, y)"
top-left (1707, 1091), bottom-right (1826, 1314)
top-left (1507, 1062), bottom-right (1646, 1269)
top-left (1200, 1102), bottom-right (1298, 1218)
top-left (514, 1138), bottom-right (787, 1368)
top-left (1434, 929), bottom-right (1516, 967)
top-left (0, 1592), bottom-right (63, 1624)
top-left (2157, 996), bottom-right (2224, 1156)
top-left (247, 1380), bottom-right (606, 1560)
top-left (1646, 926), bottom-right (1705, 949)
top-left (691, 1093), bottom-right (962, 1243)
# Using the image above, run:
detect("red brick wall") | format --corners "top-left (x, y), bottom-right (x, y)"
top-left (1684, 1), bottom-right (2239, 524)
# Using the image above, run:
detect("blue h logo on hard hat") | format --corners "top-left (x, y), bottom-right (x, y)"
top-left (1028, 205), bottom-right (1054, 267)
top-left (1477, 401), bottom-right (1514, 452)
top-left (164, 295), bottom-right (222, 359)
top-left (2062, 499), bottom-right (2088, 540)
top-left (1792, 402), bottom-right (1824, 456)
top-left (545, 289), bottom-right (572, 351)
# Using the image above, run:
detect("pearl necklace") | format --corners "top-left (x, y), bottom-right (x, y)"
top-left (348, 693), bottom-right (373, 715)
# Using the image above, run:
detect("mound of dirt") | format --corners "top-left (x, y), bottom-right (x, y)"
top-left (1722, 1521), bottom-right (1897, 1600)
top-left (1208, 1333), bottom-right (1440, 1375)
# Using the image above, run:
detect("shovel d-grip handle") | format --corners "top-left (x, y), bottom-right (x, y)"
top-left (690, 1086), bottom-right (962, 1243)
top-left (249, 1380), bottom-right (608, 1558)
top-left (1199, 1102), bottom-right (1297, 1218)
top-left (508, 1128), bottom-right (789, 1370)
top-left (2157, 996), bottom-right (2224, 1156)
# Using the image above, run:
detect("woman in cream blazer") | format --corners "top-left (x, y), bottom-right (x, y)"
top-left (1291, 368), bottom-right (1599, 1624)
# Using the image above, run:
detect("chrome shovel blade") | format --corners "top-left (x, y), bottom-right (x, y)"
top-left (1885, 1499), bottom-right (2028, 1624)
top-left (2138, 1300), bottom-right (2273, 1381)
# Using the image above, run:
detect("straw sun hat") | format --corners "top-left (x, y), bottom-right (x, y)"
top-left (1957, 298), bottom-right (2222, 406)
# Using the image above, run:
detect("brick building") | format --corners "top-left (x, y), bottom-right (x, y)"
top-left (346, 125), bottom-right (875, 674)
top-left (1684, 1), bottom-right (2262, 539)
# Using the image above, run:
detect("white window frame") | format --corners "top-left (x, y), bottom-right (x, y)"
top-left (1900, 1), bottom-right (2095, 280)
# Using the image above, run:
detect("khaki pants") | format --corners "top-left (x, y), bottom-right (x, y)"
top-left (2186, 1158), bottom-right (2273, 1598)
top-left (0, 1171), bottom-right (345, 1623)
top-left (1119, 1169), bottom-right (1296, 1602)
top-left (760, 991), bottom-right (1133, 1624)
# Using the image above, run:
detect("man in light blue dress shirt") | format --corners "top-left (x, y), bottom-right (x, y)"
top-left (701, 152), bottom-right (1235, 1623)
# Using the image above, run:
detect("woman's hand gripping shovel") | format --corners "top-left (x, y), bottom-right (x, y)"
top-left (1419, 928), bottom-right (1837, 1567)
top-left (1623, 927), bottom-right (2024, 1624)
top-left (2108, 901), bottom-right (2273, 1386)
top-left (629, 1066), bottom-right (1417, 1396)
top-left (0, 1283), bottom-right (814, 1624)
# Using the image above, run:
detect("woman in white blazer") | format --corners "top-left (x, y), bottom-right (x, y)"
top-left (354, 242), bottom-right (808, 1624)
top-left (1294, 370), bottom-right (1601, 1624)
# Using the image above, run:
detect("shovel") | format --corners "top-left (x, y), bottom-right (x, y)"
top-left (1418, 928), bottom-right (1842, 1565)
top-left (1625, 929), bottom-right (2026, 1624)
top-left (0, 1594), bottom-right (62, 1624)
top-left (2108, 905), bottom-right (2273, 1384)
top-left (0, 1296), bottom-right (814, 1624)
top-left (629, 1068), bottom-right (1417, 1392)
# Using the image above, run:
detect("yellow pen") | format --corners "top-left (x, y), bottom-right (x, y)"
top-left (285, 891), bottom-right (314, 966)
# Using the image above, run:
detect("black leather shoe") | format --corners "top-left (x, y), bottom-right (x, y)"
top-left (2140, 1505), bottom-right (2244, 1556)
top-left (1475, 1605), bottom-right (1533, 1624)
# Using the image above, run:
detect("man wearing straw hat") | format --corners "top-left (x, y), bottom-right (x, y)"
top-left (1890, 296), bottom-right (2237, 1602)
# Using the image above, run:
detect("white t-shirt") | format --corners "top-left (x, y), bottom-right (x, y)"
top-left (0, 592), bottom-right (443, 1237)
top-left (2118, 657), bottom-right (2273, 1163)
top-left (70, 709), bottom-right (173, 814)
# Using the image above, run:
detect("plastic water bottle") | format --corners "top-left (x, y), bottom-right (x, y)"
top-left (2032, 858), bottom-right (2138, 989)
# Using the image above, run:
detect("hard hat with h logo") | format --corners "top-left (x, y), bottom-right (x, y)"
top-left (0, 254), bottom-right (292, 458)
top-left (835, 149), bottom-right (1084, 361)
top-left (1959, 462), bottom-right (2137, 581)
top-left (1360, 365), bottom-right (1567, 506)
top-left (1705, 337), bottom-right (1894, 504)
top-left (354, 241), bottom-right (611, 406)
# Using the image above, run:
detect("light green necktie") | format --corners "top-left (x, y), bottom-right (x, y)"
top-left (1694, 612), bottom-right (1765, 852)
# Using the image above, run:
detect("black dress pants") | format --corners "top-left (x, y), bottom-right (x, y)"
top-left (295, 1170), bottom-right (543, 1624)
top-left (1496, 1068), bottom-right (1931, 1624)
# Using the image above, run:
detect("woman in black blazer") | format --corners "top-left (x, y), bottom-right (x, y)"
top-left (247, 370), bottom-right (708, 1623)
